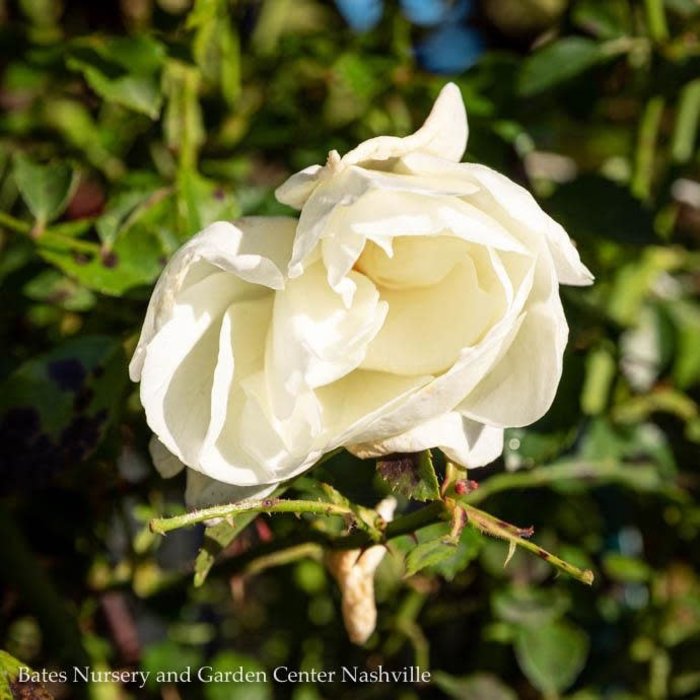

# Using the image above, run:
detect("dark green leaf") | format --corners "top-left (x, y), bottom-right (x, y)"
top-left (23, 269), bottom-right (96, 311)
top-left (72, 63), bottom-right (162, 119)
top-left (572, 0), bottom-right (632, 39)
top-left (13, 155), bottom-right (76, 225)
top-left (405, 538), bottom-right (459, 577)
top-left (515, 620), bottom-right (589, 694)
top-left (93, 35), bottom-right (166, 74)
top-left (518, 38), bottom-right (608, 96)
top-left (492, 586), bottom-right (570, 626)
top-left (545, 175), bottom-right (656, 246)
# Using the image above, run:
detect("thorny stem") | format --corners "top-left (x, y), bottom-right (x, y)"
top-left (148, 455), bottom-right (657, 589)
top-left (150, 498), bottom-right (358, 535)
top-left (460, 503), bottom-right (594, 586)
top-left (150, 489), bottom-right (594, 585)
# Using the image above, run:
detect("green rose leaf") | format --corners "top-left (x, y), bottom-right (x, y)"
top-left (377, 450), bottom-right (441, 501)
top-left (514, 619), bottom-right (589, 694)
top-left (518, 37), bottom-right (608, 96)
top-left (13, 155), bottom-right (77, 227)
top-left (402, 522), bottom-right (482, 580)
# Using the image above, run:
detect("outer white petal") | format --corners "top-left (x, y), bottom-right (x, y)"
top-left (196, 295), bottom-right (278, 486)
top-left (138, 272), bottom-right (248, 466)
top-left (465, 164), bottom-right (594, 286)
top-left (459, 299), bottom-right (568, 427)
top-left (348, 413), bottom-right (504, 469)
top-left (287, 168), bottom-right (370, 278)
top-left (341, 83), bottom-right (467, 166)
top-left (129, 217), bottom-right (297, 381)
top-left (185, 469), bottom-right (277, 509)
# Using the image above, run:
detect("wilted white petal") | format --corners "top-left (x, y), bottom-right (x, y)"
top-left (327, 497), bottom-right (396, 645)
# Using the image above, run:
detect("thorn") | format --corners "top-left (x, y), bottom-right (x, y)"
top-left (504, 540), bottom-right (517, 568)
top-left (517, 526), bottom-right (535, 539)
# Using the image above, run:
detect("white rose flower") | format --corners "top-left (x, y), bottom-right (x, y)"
top-left (129, 83), bottom-right (592, 507)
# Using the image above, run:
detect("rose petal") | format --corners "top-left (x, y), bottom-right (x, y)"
top-left (130, 217), bottom-right (297, 381)
top-left (197, 295), bottom-right (278, 486)
top-left (348, 412), bottom-right (504, 468)
top-left (274, 164), bottom-right (323, 210)
top-left (459, 299), bottom-right (568, 427)
top-left (139, 271), bottom-right (249, 466)
top-left (341, 82), bottom-right (468, 166)
top-left (360, 251), bottom-right (506, 375)
top-left (465, 164), bottom-right (594, 286)
top-left (265, 261), bottom-right (387, 423)
top-left (345, 189), bottom-right (529, 254)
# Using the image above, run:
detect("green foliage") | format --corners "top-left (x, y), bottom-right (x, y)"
top-left (13, 155), bottom-right (76, 228)
top-left (514, 620), bottom-right (589, 694)
top-left (1, 0), bottom-right (700, 698)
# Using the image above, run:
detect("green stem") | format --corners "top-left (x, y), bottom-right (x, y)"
top-left (0, 210), bottom-right (32, 234)
top-left (150, 498), bottom-right (356, 535)
top-left (0, 210), bottom-right (101, 254)
top-left (244, 543), bottom-right (322, 576)
top-left (643, 0), bottom-right (669, 43)
top-left (40, 231), bottom-right (101, 253)
top-left (671, 79), bottom-right (700, 164)
top-left (200, 500), bottom-right (449, 580)
top-left (632, 96), bottom-right (665, 201)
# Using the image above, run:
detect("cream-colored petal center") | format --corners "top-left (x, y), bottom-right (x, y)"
top-left (359, 237), bottom-right (508, 376)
